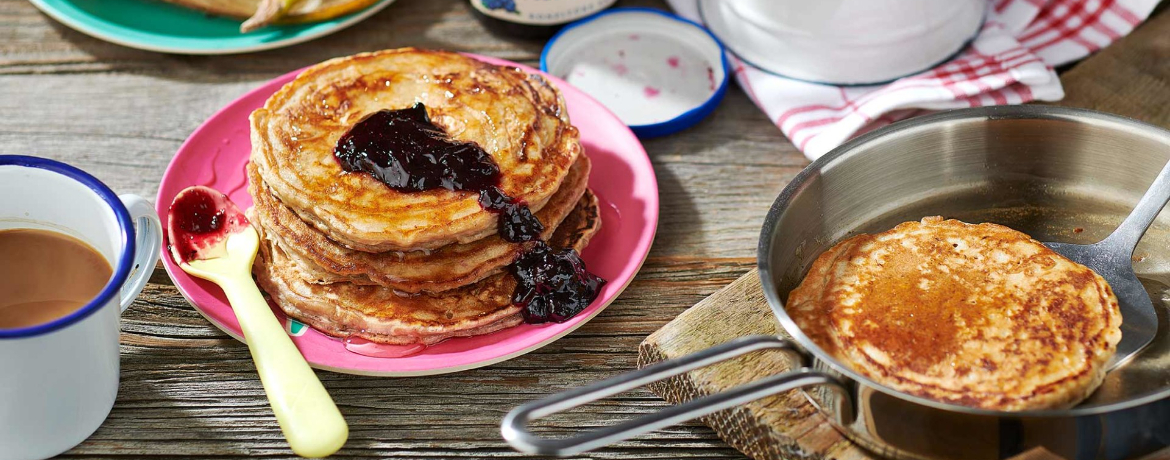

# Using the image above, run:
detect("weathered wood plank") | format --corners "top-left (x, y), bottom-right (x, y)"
top-left (0, 77), bottom-right (800, 258)
top-left (637, 8), bottom-right (1170, 460)
top-left (14, 0), bottom-right (1165, 458)
top-left (0, 0), bottom-right (806, 260)
top-left (1051, 7), bottom-right (1170, 128)
top-left (638, 270), bottom-right (873, 460)
top-left (2, 0), bottom-right (794, 455)
top-left (86, 257), bottom-right (755, 458)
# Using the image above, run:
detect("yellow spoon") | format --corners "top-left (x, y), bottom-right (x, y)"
top-left (168, 186), bottom-right (347, 458)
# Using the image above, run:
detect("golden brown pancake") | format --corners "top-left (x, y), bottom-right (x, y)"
top-left (252, 190), bottom-right (601, 345)
top-left (157, 0), bottom-right (383, 23)
top-left (250, 48), bottom-right (580, 252)
top-left (247, 155), bottom-right (591, 293)
top-left (787, 217), bottom-right (1121, 410)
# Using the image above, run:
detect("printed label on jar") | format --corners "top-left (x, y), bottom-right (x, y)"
top-left (472, 0), bottom-right (617, 26)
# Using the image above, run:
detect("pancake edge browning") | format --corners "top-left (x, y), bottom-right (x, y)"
top-left (247, 154), bottom-right (591, 293)
top-left (786, 217), bottom-right (1122, 411)
top-left (251, 190), bottom-right (602, 345)
top-left (249, 48), bottom-right (581, 252)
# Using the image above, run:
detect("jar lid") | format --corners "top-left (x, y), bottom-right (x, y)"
top-left (541, 8), bottom-right (729, 138)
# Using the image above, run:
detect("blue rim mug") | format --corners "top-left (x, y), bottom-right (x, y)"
top-left (0, 155), bottom-right (162, 460)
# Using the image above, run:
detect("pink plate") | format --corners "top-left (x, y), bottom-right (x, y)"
top-left (157, 54), bottom-right (658, 376)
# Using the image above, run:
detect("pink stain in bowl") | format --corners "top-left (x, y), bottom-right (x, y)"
top-left (667, 56), bottom-right (680, 68)
top-left (643, 86), bottom-right (661, 98)
top-left (156, 54), bottom-right (659, 377)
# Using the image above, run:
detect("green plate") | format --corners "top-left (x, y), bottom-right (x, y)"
top-left (29, 0), bottom-right (397, 54)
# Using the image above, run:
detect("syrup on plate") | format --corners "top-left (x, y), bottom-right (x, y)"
top-left (344, 336), bottom-right (428, 358)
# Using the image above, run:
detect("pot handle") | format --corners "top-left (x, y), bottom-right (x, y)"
top-left (501, 335), bottom-right (853, 457)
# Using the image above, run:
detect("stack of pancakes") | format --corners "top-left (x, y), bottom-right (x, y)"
top-left (246, 49), bottom-right (601, 345)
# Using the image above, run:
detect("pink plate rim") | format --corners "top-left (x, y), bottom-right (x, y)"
top-left (156, 53), bottom-right (659, 376)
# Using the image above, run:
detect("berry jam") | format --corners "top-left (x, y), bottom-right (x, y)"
top-left (335, 103), bottom-right (604, 323)
top-left (510, 242), bottom-right (606, 324)
top-left (334, 103), bottom-right (500, 193)
top-left (175, 195), bottom-right (225, 235)
top-left (335, 103), bottom-right (544, 243)
top-left (478, 186), bottom-right (543, 243)
top-left (167, 186), bottom-right (250, 263)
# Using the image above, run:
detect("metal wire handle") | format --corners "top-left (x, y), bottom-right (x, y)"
top-left (501, 335), bottom-right (853, 457)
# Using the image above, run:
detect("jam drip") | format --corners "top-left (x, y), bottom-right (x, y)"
top-left (335, 103), bottom-right (604, 323)
top-left (511, 242), bottom-right (606, 324)
top-left (478, 186), bottom-right (543, 243)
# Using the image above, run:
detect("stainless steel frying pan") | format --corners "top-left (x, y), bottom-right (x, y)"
top-left (502, 106), bottom-right (1170, 460)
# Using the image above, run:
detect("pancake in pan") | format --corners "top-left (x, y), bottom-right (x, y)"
top-left (786, 217), bottom-right (1121, 410)
top-left (247, 155), bottom-right (591, 293)
top-left (252, 190), bottom-right (602, 345)
top-left (250, 48), bottom-right (580, 252)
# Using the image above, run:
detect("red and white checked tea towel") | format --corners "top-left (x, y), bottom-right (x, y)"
top-left (669, 0), bottom-right (1161, 159)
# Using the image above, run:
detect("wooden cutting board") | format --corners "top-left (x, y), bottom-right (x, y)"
top-left (637, 9), bottom-right (1170, 460)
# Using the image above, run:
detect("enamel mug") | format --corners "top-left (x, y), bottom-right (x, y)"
top-left (0, 156), bottom-right (162, 460)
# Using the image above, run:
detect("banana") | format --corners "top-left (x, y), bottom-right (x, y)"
top-left (241, 0), bottom-right (302, 32)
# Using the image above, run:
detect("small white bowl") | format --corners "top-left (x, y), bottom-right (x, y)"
top-left (542, 8), bottom-right (729, 138)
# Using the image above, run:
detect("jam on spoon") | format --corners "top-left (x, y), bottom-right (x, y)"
top-left (167, 186), bottom-right (251, 264)
top-left (334, 103), bottom-right (605, 323)
top-left (166, 186), bottom-right (349, 457)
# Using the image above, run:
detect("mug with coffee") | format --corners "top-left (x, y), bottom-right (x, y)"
top-left (0, 229), bottom-right (114, 328)
top-left (0, 155), bottom-right (162, 460)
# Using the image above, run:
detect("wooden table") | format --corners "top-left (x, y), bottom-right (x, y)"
top-left (6, 1), bottom-right (1168, 458)
top-left (2, 0), bottom-right (798, 458)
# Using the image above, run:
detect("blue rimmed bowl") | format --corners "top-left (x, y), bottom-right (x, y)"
top-left (542, 8), bottom-right (729, 138)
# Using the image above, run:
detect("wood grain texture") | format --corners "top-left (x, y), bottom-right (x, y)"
top-left (5, 0), bottom-right (1166, 457)
top-left (1051, 6), bottom-right (1170, 127)
top-left (1, 0), bottom-right (801, 458)
top-left (637, 9), bottom-right (1170, 460)
top-left (638, 270), bottom-right (874, 460)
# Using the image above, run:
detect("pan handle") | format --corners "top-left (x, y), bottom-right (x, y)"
top-left (501, 335), bottom-right (853, 457)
